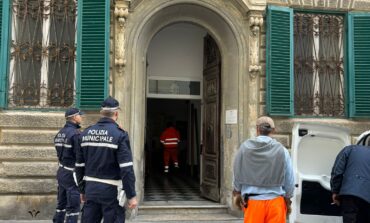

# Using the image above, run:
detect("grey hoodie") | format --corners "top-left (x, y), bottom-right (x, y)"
top-left (233, 137), bottom-right (286, 187)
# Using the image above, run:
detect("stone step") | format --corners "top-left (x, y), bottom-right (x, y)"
top-left (129, 213), bottom-right (242, 222)
top-left (0, 112), bottom-right (100, 129)
top-left (0, 161), bottom-right (57, 177)
top-left (0, 178), bottom-right (56, 194)
top-left (138, 204), bottom-right (229, 215)
top-left (127, 200), bottom-right (242, 223)
top-left (0, 112), bottom-right (65, 128)
top-left (0, 146), bottom-right (55, 161)
top-left (0, 195), bottom-right (56, 220)
top-left (0, 129), bottom-right (57, 145)
top-left (130, 201), bottom-right (243, 222)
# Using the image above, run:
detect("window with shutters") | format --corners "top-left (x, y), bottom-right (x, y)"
top-left (266, 6), bottom-right (370, 118)
top-left (294, 13), bottom-right (345, 117)
top-left (8, 0), bottom-right (77, 108)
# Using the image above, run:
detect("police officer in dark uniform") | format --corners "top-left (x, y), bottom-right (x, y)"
top-left (76, 96), bottom-right (138, 222)
top-left (53, 108), bottom-right (83, 223)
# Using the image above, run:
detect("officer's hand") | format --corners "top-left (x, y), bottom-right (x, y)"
top-left (128, 197), bottom-right (138, 209)
top-left (332, 193), bottom-right (340, 206)
top-left (80, 194), bottom-right (86, 203)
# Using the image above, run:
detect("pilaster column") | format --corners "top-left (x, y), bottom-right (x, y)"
top-left (248, 11), bottom-right (263, 79)
top-left (247, 11), bottom-right (264, 138)
top-left (114, 1), bottom-right (129, 75)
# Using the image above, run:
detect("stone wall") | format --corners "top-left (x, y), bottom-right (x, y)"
top-left (0, 112), bottom-right (99, 220)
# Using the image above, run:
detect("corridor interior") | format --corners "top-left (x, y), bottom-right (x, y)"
top-left (144, 99), bottom-right (205, 201)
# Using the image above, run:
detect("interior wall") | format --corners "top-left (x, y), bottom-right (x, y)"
top-left (146, 23), bottom-right (207, 79)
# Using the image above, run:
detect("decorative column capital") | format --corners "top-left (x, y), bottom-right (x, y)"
top-left (248, 11), bottom-right (264, 35)
top-left (249, 16), bottom-right (264, 36)
top-left (247, 11), bottom-right (264, 79)
top-left (114, 3), bottom-right (129, 73)
top-left (114, 6), bottom-right (129, 27)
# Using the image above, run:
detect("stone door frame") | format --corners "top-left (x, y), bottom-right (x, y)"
top-left (112, 0), bottom-right (262, 206)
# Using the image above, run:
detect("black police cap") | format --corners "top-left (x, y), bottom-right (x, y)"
top-left (101, 96), bottom-right (120, 111)
top-left (65, 108), bottom-right (84, 118)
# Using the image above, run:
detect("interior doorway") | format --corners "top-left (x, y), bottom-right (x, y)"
top-left (144, 99), bottom-right (203, 201)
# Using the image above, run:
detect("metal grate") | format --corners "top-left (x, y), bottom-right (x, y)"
top-left (8, 0), bottom-right (76, 108)
top-left (294, 13), bottom-right (345, 117)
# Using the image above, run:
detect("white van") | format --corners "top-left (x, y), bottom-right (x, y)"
top-left (290, 123), bottom-right (351, 223)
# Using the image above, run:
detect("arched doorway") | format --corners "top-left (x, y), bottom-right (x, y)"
top-left (119, 1), bottom-right (249, 205)
top-left (144, 23), bottom-right (222, 202)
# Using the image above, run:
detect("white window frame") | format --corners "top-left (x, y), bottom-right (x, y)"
top-left (146, 76), bottom-right (203, 100)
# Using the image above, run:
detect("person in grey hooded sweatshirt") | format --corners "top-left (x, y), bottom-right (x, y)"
top-left (233, 116), bottom-right (294, 223)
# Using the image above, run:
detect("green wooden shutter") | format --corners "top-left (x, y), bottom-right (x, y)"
top-left (266, 6), bottom-right (293, 116)
top-left (348, 13), bottom-right (370, 118)
top-left (0, 0), bottom-right (10, 108)
top-left (77, 0), bottom-right (109, 110)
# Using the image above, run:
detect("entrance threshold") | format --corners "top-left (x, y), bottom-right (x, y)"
top-left (131, 201), bottom-right (242, 222)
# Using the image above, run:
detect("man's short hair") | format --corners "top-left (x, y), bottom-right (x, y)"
top-left (66, 116), bottom-right (74, 121)
top-left (258, 124), bottom-right (273, 136)
top-left (357, 130), bottom-right (370, 146)
top-left (100, 109), bottom-right (116, 118)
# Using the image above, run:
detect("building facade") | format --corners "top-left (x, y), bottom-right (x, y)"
top-left (0, 0), bottom-right (370, 219)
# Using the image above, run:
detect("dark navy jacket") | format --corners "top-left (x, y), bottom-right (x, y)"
top-left (331, 145), bottom-right (370, 203)
top-left (54, 121), bottom-right (81, 168)
top-left (76, 118), bottom-right (136, 199)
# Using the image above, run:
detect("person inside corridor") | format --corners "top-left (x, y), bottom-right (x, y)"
top-left (232, 116), bottom-right (294, 223)
top-left (53, 108), bottom-right (83, 223)
top-left (75, 96), bottom-right (138, 222)
top-left (160, 122), bottom-right (181, 173)
top-left (330, 130), bottom-right (370, 223)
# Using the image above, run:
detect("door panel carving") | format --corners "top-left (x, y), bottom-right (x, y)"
top-left (201, 34), bottom-right (221, 202)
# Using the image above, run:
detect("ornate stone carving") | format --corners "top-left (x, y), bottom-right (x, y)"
top-left (248, 13), bottom-right (263, 79)
top-left (114, 3), bottom-right (129, 74)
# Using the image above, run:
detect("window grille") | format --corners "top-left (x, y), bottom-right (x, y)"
top-left (294, 13), bottom-right (345, 117)
top-left (8, 0), bottom-right (77, 108)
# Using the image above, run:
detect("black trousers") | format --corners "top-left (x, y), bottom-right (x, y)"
top-left (341, 195), bottom-right (370, 223)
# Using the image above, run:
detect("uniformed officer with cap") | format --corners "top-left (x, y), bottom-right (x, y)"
top-left (76, 96), bottom-right (138, 222)
top-left (53, 108), bottom-right (84, 223)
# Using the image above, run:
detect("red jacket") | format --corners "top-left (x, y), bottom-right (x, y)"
top-left (160, 127), bottom-right (180, 149)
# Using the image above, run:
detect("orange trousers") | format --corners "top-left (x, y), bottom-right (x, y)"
top-left (243, 196), bottom-right (286, 223)
top-left (163, 148), bottom-right (178, 167)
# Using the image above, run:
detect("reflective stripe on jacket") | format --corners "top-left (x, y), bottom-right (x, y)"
top-left (160, 127), bottom-right (180, 149)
